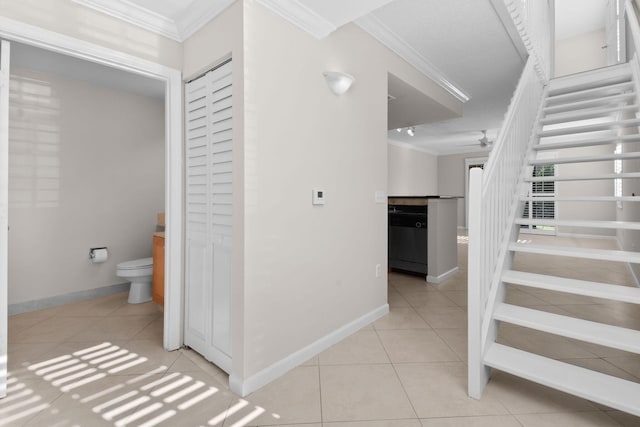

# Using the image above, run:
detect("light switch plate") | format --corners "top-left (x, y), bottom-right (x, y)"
top-left (375, 190), bottom-right (386, 204)
top-left (312, 189), bottom-right (326, 205)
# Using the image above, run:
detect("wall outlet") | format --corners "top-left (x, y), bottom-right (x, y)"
top-left (375, 264), bottom-right (382, 278)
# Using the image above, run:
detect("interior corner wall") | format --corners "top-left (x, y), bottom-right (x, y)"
top-left (388, 143), bottom-right (438, 196)
top-left (0, 0), bottom-right (182, 69)
top-left (555, 29), bottom-right (607, 77)
top-left (8, 68), bottom-right (165, 306)
top-left (240, 0), bottom-right (462, 382)
top-left (437, 151), bottom-right (485, 228)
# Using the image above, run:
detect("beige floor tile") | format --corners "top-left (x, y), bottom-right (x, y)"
top-left (378, 329), bottom-right (459, 363)
top-left (441, 291), bottom-right (468, 307)
top-left (604, 356), bottom-right (640, 380)
top-left (320, 364), bottom-right (416, 422)
top-left (9, 316), bottom-right (103, 344)
top-left (559, 358), bottom-right (639, 382)
top-left (415, 306), bottom-right (466, 329)
top-left (395, 362), bottom-right (509, 418)
top-left (433, 328), bottom-right (468, 362)
top-left (1, 378), bottom-right (65, 427)
top-left (325, 421), bottom-right (421, 427)
top-left (373, 307), bottom-right (431, 330)
top-left (604, 410), bottom-right (640, 426)
top-left (70, 314), bottom-right (160, 342)
top-left (487, 371), bottom-right (598, 414)
top-left (120, 339), bottom-right (181, 372)
top-left (498, 326), bottom-right (597, 359)
top-left (419, 415), bottom-right (522, 427)
top-left (389, 288), bottom-right (412, 307)
top-left (224, 366), bottom-right (321, 426)
top-left (111, 300), bottom-right (163, 316)
top-left (402, 291), bottom-right (459, 308)
top-left (319, 330), bottom-right (390, 365)
top-left (504, 288), bottom-right (550, 307)
top-left (131, 315), bottom-right (164, 342)
top-left (515, 411), bottom-right (623, 426)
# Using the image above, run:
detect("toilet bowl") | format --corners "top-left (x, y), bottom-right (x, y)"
top-left (116, 257), bottom-right (153, 304)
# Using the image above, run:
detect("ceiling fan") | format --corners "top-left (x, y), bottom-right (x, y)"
top-left (465, 130), bottom-right (494, 148)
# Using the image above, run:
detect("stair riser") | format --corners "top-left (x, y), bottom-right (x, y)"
top-left (541, 105), bottom-right (639, 125)
top-left (545, 82), bottom-right (634, 106)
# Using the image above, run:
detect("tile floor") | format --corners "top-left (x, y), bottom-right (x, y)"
top-left (3, 232), bottom-right (640, 426)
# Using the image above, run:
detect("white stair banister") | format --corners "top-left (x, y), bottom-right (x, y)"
top-left (467, 55), bottom-right (545, 399)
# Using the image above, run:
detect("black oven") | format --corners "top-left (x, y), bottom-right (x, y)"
top-left (388, 204), bottom-right (427, 274)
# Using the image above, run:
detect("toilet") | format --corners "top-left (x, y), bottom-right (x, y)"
top-left (116, 257), bottom-right (153, 304)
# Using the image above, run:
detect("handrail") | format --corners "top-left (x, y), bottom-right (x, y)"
top-left (504, 0), bottom-right (553, 81)
top-left (467, 55), bottom-right (545, 398)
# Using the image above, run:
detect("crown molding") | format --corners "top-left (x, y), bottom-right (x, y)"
top-left (72, 0), bottom-right (181, 41)
top-left (356, 14), bottom-right (470, 103)
top-left (175, 0), bottom-right (236, 41)
top-left (255, 0), bottom-right (336, 39)
top-left (72, 0), bottom-right (236, 42)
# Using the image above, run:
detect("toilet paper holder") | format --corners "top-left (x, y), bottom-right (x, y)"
top-left (89, 247), bottom-right (108, 263)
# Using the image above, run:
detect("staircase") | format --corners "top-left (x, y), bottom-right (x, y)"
top-left (479, 62), bottom-right (640, 416)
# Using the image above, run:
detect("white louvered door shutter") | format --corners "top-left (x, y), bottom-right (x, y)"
top-left (184, 60), bottom-right (232, 373)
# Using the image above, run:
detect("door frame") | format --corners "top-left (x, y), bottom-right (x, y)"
top-left (0, 16), bottom-right (183, 351)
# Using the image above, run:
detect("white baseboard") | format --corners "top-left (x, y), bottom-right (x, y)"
top-left (229, 304), bottom-right (389, 397)
top-left (427, 267), bottom-right (459, 284)
top-left (8, 282), bottom-right (130, 315)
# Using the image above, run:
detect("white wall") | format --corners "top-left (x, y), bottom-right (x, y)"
top-left (8, 68), bottom-right (165, 305)
top-left (0, 0), bottom-right (182, 69)
top-left (388, 142), bottom-right (438, 196)
top-left (239, 0), bottom-right (462, 383)
top-left (437, 151), bottom-right (486, 228)
top-left (555, 29), bottom-right (607, 76)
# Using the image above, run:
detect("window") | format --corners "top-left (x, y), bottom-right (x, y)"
top-left (522, 164), bottom-right (556, 234)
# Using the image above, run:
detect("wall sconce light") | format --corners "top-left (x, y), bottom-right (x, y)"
top-left (323, 71), bottom-right (355, 95)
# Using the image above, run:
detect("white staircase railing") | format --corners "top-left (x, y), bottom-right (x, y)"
top-left (467, 56), bottom-right (545, 398)
top-left (505, 0), bottom-right (553, 80)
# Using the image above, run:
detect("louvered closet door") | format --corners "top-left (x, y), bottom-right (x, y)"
top-left (184, 60), bottom-right (232, 373)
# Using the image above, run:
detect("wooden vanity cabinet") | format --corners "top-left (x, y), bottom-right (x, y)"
top-left (152, 234), bottom-right (165, 306)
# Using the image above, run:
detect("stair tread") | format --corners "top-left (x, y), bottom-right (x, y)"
top-left (525, 172), bottom-right (640, 182)
top-left (518, 196), bottom-right (640, 202)
top-left (541, 104), bottom-right (639, 125)
top-left (530, 151), bottom-right (640, 165)
top-left (534, 134), bottom-right (640, 150)
top-left (538, 118), bottom-right (640, 138)
top-left (502, 270), bottom-right (640, 304)
top-left (545, 81), bottom-right (634, 105)
top-left (543, 93), bottom-right (636, 115)
top-left (514, 218), bottom-right (640, 230)
top-left (494, 303), bottom-right (640, 353)
top-left (508, 242), bottom-right (640, 263)
top-left (547, 63), bottom-right (631, 94)
top-left (484, 343), bottom-right (640, 416)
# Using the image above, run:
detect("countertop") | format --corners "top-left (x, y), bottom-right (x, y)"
top-left (388, 196), bottom-right (460, 206)
top-left (154, 232), bottom-right (165, 238)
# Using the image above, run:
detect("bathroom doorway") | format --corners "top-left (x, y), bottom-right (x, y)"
top-left (0, 27), bottom-right (183, 395)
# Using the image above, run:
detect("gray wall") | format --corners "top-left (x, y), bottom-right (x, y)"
top-left (8, 67), bottom-right (165, 306)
